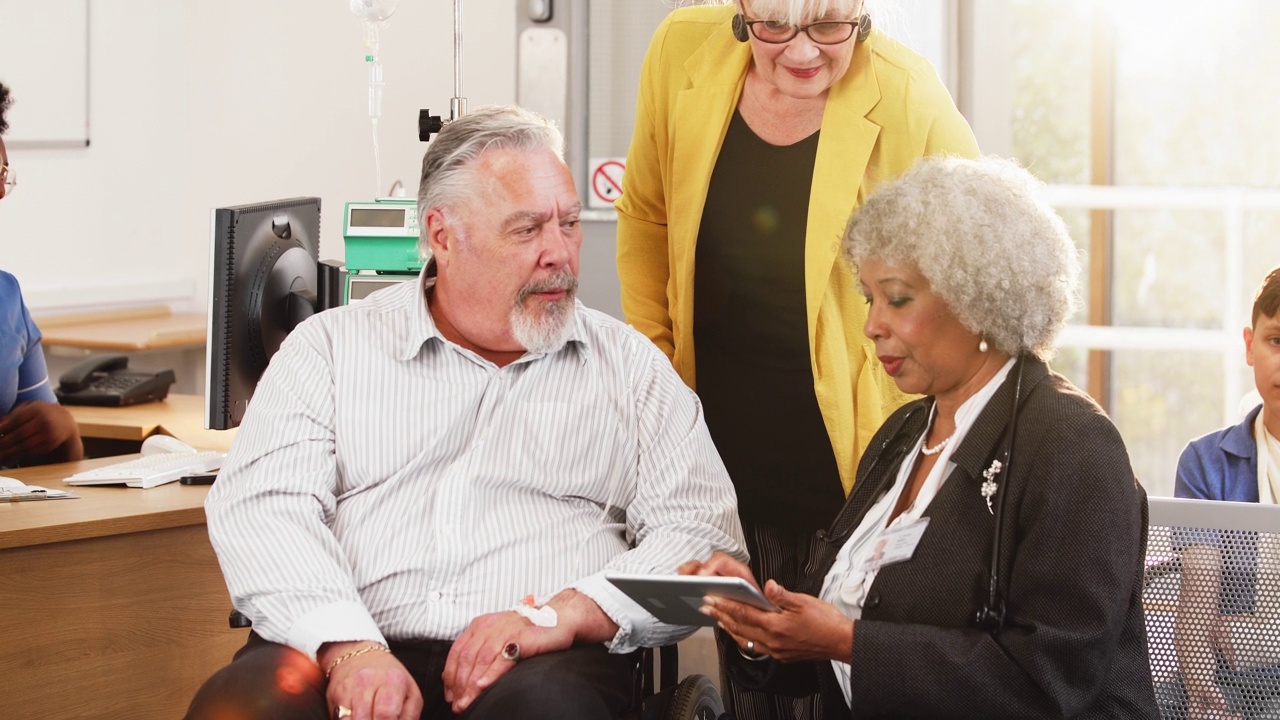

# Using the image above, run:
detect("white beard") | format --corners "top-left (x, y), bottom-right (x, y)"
top-left (510, 268), bottom-right (578, 353)
top-left (510, 297), bottom-right (574, 353)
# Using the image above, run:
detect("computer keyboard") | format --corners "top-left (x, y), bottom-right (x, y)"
top-left (65, 451), bottom-right (226, 489)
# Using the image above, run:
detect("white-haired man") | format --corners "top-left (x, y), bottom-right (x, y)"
top-left (185, 105), bottom-right (746, 720)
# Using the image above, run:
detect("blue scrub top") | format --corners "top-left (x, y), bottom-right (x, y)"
top-left (1, 270), bottom-right (58, 416)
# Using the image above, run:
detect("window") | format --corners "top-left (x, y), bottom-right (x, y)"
top-left (961, 0), bottom-right (1280, 496)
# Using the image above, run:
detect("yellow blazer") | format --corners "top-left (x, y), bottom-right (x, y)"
top-left (614, 5), bottom-right (979, 497)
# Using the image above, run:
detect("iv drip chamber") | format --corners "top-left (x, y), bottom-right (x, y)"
top-left (349, 0), bottom-right (399, 26)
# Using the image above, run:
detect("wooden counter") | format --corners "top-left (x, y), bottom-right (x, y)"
top-left (37, 305), bottom-right (206, 351)
top-left (0, 458), bottom-right (247, 718)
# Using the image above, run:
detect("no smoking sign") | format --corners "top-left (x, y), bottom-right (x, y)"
top-left (589, 158), bottom-right (626, 208)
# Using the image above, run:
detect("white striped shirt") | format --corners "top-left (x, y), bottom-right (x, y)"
top-left (206, 273), bottom-right (746, 659)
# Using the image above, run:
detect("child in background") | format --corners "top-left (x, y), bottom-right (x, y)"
top-left (1164, 265), bottom-right (1280, 718)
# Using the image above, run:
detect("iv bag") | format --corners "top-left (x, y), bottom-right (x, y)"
top-left (350, 0), bottom-right (399, 27)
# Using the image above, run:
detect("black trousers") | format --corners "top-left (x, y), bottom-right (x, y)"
top-left (185, 632), bottom-right (637, 720)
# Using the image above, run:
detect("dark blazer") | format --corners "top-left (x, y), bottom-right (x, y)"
top-left (730, 357), bottom-right (1159, 718)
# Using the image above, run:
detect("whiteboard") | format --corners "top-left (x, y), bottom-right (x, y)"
top-left (0, 0), bottom-right (90, 147)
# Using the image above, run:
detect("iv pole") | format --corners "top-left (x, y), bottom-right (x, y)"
top-left (419, 0), bottom-right (467, 141)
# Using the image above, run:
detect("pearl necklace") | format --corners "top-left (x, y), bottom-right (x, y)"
top-left (920, 435), bottom-right (953, 456)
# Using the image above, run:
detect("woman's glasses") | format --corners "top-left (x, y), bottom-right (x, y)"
top-left (742, 17), bottom-right (860, 45)
top-left (0, 163), bottom-right (15, 196)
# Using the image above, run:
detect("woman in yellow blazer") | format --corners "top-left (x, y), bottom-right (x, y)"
top-left (615, 3), bottom-right (977, 715)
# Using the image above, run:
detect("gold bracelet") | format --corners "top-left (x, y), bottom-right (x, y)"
top-left (325, 643), bottom-right (391, 678)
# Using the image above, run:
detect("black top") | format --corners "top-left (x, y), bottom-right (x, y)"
top-left (693, 110), bottom-right (843, 533)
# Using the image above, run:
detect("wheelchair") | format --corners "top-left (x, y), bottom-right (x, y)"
top-left (229, 610), bottom-right (726, 719)
top-left (626, 643), bottom-right (725, 720)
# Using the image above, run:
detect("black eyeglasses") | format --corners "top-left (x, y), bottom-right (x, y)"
top-left (742, 17), bottom-right (860, 45)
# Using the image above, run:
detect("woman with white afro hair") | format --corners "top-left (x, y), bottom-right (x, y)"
top-left (683, 156), bottom-right (1159, 718)
top-left (842, 154), bottom-right (1079, 360)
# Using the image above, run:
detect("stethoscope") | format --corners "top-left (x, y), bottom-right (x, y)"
top-left (974, 354), bottom-right (1026, 634)
top-left (853, 355), bottom-right (1027, 633)
top-left (826, 355), bottom-right (1028, 633)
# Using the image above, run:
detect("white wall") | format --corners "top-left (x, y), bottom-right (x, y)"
top-left (1, 0), bottom-right (516, 313)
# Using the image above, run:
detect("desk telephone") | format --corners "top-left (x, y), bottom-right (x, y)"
top-left (54, 354), bottom-right (177, 407)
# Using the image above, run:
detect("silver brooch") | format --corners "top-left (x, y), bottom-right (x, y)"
top-left (980, 459), bottom-right (1003, 515)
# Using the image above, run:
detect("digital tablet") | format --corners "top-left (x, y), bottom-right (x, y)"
top-left (605, 573), bottom-right (780, 627)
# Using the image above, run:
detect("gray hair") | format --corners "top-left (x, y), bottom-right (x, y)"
top-left (841, 155), bottom-right (1080, 359)
top-left (416, 105), bottom-right (564, 255)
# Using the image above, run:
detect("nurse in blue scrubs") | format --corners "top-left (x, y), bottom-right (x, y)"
top-left (0, 80), bottom-right (84, 467)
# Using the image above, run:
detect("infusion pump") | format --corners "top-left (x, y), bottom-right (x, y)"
top-left (342, 198), bottom-right (423, 303)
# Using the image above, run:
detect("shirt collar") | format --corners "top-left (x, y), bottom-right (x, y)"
top-left (1221, 404), bottom-right (1264, 460)
top-left (398, 270), bottom-right (589, 364)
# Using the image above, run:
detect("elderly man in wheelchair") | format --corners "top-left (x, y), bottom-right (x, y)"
top-left (182, 104), bottom-right (745, 720)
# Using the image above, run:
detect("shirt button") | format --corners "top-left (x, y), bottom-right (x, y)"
top-left (864, 591), bottom-right (881, 610)
top-left (428, 591), bottom-right (443, 601)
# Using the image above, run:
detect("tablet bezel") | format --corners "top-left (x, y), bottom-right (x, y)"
top-left (605, 573), bottom-right (780, 627)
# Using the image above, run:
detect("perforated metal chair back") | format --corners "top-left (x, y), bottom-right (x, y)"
top-left (1145, 497), bottom-right (1280, 718)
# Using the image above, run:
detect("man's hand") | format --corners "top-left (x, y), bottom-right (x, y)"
top-left (320, 641), bottom-right (422, 720)
top-left (699, 579), bottom-right (855, 664)
top-left (443, 589), bottom-right (618, 714)
top-left (0, 401), bottom-right (84, 466)
top-left (442, 609), bottom-right (574, 714)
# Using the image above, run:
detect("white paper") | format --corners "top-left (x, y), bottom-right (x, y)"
top-left (0, 475), bottom-right (73, 498)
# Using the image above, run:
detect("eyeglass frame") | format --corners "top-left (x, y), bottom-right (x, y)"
top-left (0, 162), bottom-right (13, 195)
top-left (737, 14), bottom-right (865, 45)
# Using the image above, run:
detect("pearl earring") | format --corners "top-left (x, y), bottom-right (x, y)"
top-left (978, 336), bottom-right (989, 353)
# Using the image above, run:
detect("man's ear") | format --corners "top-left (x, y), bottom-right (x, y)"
top-left (1244, 325), bottom-right (1255, 367)
top-left (424, 208), bottom-right (453, 268)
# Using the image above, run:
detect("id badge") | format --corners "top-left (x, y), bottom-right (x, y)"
top-left (861, 517), bottom-right (931, 572)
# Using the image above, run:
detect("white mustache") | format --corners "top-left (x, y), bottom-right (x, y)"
top-left (519, 269), bottom-right (578, 302)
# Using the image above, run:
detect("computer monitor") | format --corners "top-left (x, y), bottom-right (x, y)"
top-left (205, 197), bottom-right (343, 430)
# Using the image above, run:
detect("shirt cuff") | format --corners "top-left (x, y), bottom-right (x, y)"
top-left (572, 571), bottom-right (649, 654)
top-left (287, 600), bottom-right (387, 661)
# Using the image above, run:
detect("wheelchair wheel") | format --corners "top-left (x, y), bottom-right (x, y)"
top-left (664, 674), bottom-right (723, 720)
